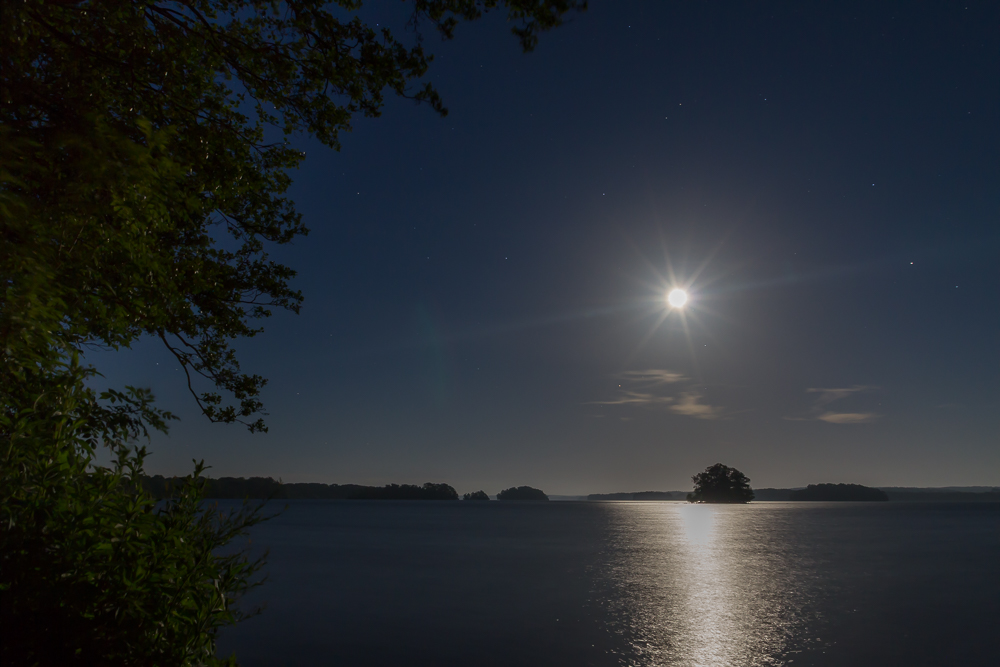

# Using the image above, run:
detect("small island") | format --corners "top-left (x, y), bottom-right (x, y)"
top-left (496, 486), bottom-right (549, 501)
top-left (687, 463), bottom-right (755, 504)
top-left (463, 490), bottom-right (490, 501)
top-left (789, 483), bottom-right (889, 501)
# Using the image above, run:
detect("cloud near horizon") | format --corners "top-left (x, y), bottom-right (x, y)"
top-left (595, 391), bottom-right (676, 406)
top-left (589, 370), bottom-right (725, 419)
top-left (817, 411), bottom-right (878, 424)
top-left (669, 392), bottom-right (724, 420)
top-left (617, 369), bottom-right (688, 386)
top-left (797, 385), bottom-right (879, 424)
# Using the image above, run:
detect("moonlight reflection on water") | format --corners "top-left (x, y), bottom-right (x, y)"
top-left (601, 503), bottom-right (823, 666)
top-left (220, 501), bottom-right (999, 666)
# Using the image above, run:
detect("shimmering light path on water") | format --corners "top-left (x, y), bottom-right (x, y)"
top-left (219, 501), bottom-right (999, 666)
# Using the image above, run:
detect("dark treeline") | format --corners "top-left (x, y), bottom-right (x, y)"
top-left (790, 484), bottom-right (888, 501)
top-left (747, 487), bottom-right (1000, 502)
top-left (142, 476), bottom-right (458, 500)
top-left (588, 486), bottom-right (1000, 502)
top-left (141, 477), bottom-right (1000, 503)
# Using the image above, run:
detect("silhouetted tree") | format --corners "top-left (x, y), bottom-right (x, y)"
top-left (3, 2), bottom-right (581, 662)
top-left (687, 464), bottom-right (754, 504)
top-left (496, 486), bottom-right (549, 501)
top-left (464, 490), bottom-right (491, 500)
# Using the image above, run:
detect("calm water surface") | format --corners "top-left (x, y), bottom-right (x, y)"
top-left (218, 501), bottom-right (999, 666)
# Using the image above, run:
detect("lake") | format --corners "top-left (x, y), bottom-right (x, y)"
top-left (217, 501), bottom-right (1000, 666)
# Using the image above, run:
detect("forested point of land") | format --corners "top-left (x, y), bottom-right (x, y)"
top-left (789, 484), bottom-right (889, 501)
top-left (142, 477), bottom-right (458, 500)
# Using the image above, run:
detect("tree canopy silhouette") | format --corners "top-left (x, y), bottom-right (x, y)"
top-left (3, 0), bottom-right (584, 431)
top-left (1, 1), bottom-right (582, 663)
top-left (496, 486), bottom-right (549, 501)
top-left (464, 490), bottom-right (491, 501)
top-left (687, 464), bottom-right (755, 504)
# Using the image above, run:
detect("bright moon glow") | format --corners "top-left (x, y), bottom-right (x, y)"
top-left (667, 289), bottom-right (688, 308)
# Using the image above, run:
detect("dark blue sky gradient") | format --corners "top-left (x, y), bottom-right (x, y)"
top-left (96, 1), bottom-right (999, 493)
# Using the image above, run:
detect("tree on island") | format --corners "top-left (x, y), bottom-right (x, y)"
top-left (2, 1), bottom-right (581, 663)
top-left (497, 486), bottom-right (549, 501)
top-left (687, 464), bottom-right (755, 504)
top-left (464, 491), bottom-right (491, 501)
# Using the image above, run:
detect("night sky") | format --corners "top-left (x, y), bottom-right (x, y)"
top-left (96, 1), bottom-right (999, 494)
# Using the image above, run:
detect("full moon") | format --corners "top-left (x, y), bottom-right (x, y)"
top-left (667, 289), bottom-right (688, 308)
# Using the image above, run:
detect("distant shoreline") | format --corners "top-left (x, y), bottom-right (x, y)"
top-left (143, 475), bottom-right (999, 502)
top-left (589, 487), bottom-right (1000, 502)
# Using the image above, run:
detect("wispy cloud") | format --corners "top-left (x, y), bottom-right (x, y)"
top-left (617, 369), bottom-right (688, 386)
top-left (589, 370), bottom-right (725, 419)
top-left (669, 392), bottom-right (724, 420)
top-left (596, 391), bottom-right (676, 406)
top-left (794, 385), bottom-right (879, 424)
top-left (817, 411), bottom-right (878, 424)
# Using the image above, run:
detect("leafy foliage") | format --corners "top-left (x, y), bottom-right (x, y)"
top-left (2, 0), bottom-right (581, 661)
top-left (0, 333), bottom-right (268, 665)
top-left (2, 1), bottom-right (581, 663)
top-left (687, 463), bottom-right (755, 504)
top-left (2, 0), bottom-right (584, 429)
top-left (463, 490), bottom-right (491, 500)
